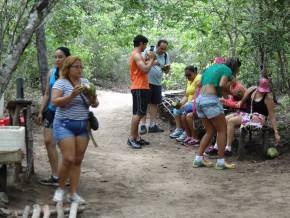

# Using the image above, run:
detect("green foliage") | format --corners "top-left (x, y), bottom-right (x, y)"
top-left (3, 0), bottom-right (290, 95)
top-left (163, 63), bottom-right (186, 89)
top-left (278, 95), bottom-right (290, 114)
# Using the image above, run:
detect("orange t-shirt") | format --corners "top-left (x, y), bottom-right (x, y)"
top-left (130, 50), bottom-right (149, 90)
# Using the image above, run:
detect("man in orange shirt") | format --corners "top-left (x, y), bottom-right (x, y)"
top-left (128, 35), bottom-right (156, 149)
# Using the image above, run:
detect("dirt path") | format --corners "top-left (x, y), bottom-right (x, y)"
top-left (8, 90), bottom-right (290, 217)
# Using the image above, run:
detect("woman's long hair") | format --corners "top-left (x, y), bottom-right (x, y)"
top-left (225, 57), bottom-right (241, 76)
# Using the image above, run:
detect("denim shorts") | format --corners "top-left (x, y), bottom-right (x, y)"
top-left (53, 118), bottom-right (89, 143)
top-left (173, 102), bottom-right (193, 116)
top-left (196, 95), bottom-right (224, 119)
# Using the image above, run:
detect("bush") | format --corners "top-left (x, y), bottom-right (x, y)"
top-left (162, 62), bottom-right (186, 90)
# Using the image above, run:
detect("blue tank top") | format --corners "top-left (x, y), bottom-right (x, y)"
top-left (47, 67), bottom-right (59, 112)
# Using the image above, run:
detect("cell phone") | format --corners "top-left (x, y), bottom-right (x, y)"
top-left (150, 45), bottom-right (155, 51)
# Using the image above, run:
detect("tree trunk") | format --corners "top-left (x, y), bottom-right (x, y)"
top-left (282, 49), bottom-right (290, 96)
top-left (277, 50), bottom-right (285, 93)
top-left (36, 24), bottom-right (48, 95)
top-left (258, 46), bottom-right (267, 78)
top-left (0, 0), bottom-right (57, 99)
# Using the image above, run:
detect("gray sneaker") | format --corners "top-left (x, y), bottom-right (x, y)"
top-left (39, 176), bottom-right (59, 186)
top-left (139, 125), bottom-right (147, 135)
top-left (176, 131), bottom-right (187, 142)
top-left (148, 124), bottom-right (164, 133)
top-left (169, 128), bottom-right (183, 138)
top-left (127, 138), bottom-right (142, 149)
top-left (68, 193), bottom-right (86, 204)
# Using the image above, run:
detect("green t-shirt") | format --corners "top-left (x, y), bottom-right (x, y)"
top-left (201, 64), bottom-right (233, 97)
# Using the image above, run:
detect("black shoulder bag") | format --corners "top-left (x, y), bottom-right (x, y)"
top-left (80, 93), bottom-right (99, 131)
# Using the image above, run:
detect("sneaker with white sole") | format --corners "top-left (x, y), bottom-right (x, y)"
top-left (183, 136), bottom-right (192, 144)
top-left (53, 188), bottom-right (64, 202)
top-left (215, 161), bottom-right (236, 170)
top-left (186, 138), bottom-right (199, 147)
top-left (192, 158), bottom-right (213, 168)
top-left (70, 193), bottom-right (86, 204)
top-left (176, 131), bottom-right (187, 142)
top-left (169, 128), bottom-right (183, 138)
top-left (148, 124), bottom-right (164, 133)
top-left (39, 176), bottom-right (59, 186)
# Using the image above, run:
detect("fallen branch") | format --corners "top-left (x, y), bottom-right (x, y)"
top-left (42, 204), bottom-right (50, 218)
top-left (56, 202), bottom-right (64, 218)
top-left (1, 204), bottom-right (86, 217)
top-left (22, 205), bottom-right (30, 218)
top-left (68, 202), bottom-right (79, 218)
top-left (31, 204), bottom-right (41, 218)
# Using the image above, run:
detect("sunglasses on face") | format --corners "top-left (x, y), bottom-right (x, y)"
top-left (70, 65), bottom-right (83, 69)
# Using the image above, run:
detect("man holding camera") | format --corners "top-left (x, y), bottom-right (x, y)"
top-left (139, 39), bottom-right (171, 134)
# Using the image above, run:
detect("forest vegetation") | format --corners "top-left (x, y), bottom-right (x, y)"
top-left (0, 0), bottom-right (289, 102)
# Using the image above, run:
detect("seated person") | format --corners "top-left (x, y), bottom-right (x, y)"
top-left (207, 78), bottom-right (280, 156)
top-left (221, 81), bottom-right (246, 109)
top-left (169, 66), bottom-right (201, 141)
top-left (179, 85), bottom-right (201, 146)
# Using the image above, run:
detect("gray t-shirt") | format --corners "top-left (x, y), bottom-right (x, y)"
top-left (144, 48), bottom-right (170, 86)
top-left (53, 78), bottom-right (90, 120)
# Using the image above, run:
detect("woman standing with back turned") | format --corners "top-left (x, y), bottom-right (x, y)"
top-left (193, 57), bottom-right (241, 170)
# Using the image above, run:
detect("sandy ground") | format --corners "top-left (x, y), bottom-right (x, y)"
top-left (6, 90), bottom-right (290, 218)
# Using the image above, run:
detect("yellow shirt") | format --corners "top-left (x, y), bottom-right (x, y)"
top-left (186, 74), bottom-right (202, 102)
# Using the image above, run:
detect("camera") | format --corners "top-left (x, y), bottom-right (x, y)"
top-left (149, 45), bottom-right (155, 52)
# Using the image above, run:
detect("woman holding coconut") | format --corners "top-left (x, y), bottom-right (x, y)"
top-left (51, 56), bottom-right (98, 203)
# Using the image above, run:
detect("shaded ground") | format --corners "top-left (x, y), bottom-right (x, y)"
top-left (6, 90), bottom-right (290, 217)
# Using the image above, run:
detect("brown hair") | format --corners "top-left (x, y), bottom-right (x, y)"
top-left (225, 57), bottom-right (241, 76)
top-left (60, 56), bottom-right (82, 79)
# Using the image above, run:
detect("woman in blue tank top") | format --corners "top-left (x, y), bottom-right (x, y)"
top-left (37, 47), bottom-right (70, 186)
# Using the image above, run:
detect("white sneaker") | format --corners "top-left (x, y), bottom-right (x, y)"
top-left (70, 193), bottom-right (86, 204)
top-left (169, 128), bottom-right (183, 138)
top-left (53, 188), bottom-right (64, 202)
top-left (176, 131), bottom-right (187, 142)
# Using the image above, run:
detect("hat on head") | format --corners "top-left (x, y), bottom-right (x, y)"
top-left (257, 78), bottom-right (271, 93)
top-left (214, 57), bottom-right (225, 64)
